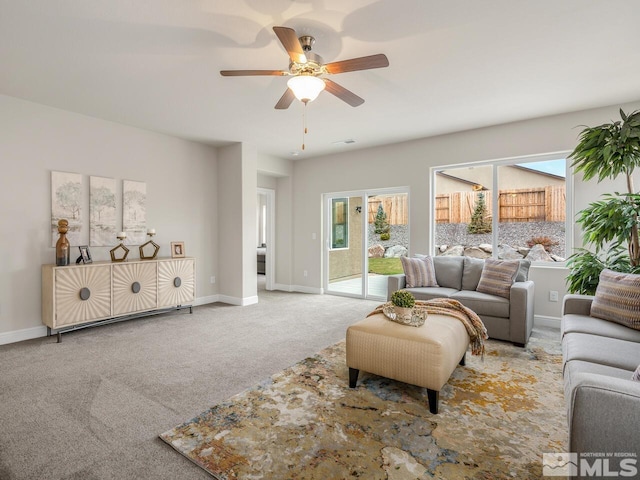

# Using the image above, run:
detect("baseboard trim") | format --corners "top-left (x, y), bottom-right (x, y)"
top-left (534, 315), bottom-right (561, 329)
top-left (273, 283), bottom-right (294, 292)
top-left (217, 295), bottom-right (259, 306)
top-left (0, 325), bottom-right (48, 346)
top-left (290, 285), bottom-right (323, 294)
top-left (194, 295), bottom-right (220, 306)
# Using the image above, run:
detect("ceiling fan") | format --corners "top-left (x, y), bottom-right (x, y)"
top-left (220, 26), bottom-right (389, 109)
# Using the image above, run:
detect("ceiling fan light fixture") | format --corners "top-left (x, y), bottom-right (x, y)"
top-left (287, 75), bottom-right (325, 103)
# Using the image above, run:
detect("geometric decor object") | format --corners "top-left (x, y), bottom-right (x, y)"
top-left (110, 232), bottom-right (130, 262)
top-left (140, 231), bottom-right (160, 260)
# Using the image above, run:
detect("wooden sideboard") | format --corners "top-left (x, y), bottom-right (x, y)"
top-left (42, 257), bottom-right (195, 341)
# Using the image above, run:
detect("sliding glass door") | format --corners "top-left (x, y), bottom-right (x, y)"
top-left (325, 188), bottom-right (409, 301)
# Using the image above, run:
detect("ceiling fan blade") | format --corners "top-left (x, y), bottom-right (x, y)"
top-left (324, 54), bottom-right (389, 74)
top-left (323, 79), bottom-right (364, 107)
top-left (275, 88), bottom-right (295, 110)
top-left (220, 70), bottom-right (288, 76)
top-left (273, 26), bottom-right (307, 64)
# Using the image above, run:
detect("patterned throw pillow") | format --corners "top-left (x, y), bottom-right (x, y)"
top-left (476, 258), bottom-right (520, 299)
top-left (400, 256), bottom-right (438, 288)
top-left (591, 269), bottom-right (640, 331)
top-left (633, 365), bottom-right (640, 382)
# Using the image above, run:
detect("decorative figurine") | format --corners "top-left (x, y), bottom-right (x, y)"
top-left (55, 219), bottom-right (71, 266)
top-left (110, 232), bottom-right (130, 262)
top-left (140, 229), bottom-right (160, 260)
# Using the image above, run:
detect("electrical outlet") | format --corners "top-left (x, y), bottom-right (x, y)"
top-left (312, 233), bottom-right (316, 240)
top-left (303, 270), bottom-right (308, 277)
top-left (549, 290), bottom-right (558, 302)
top-left (210, 276), bottom-right (216, 284)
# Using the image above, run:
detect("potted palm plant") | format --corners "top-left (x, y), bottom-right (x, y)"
top-left (566, 109), bottom-right (640, 294)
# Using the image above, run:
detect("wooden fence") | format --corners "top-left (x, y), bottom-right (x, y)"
top-left (435, 185), bottom-right (565, 224)
top-left (368, 195), bottom-right (408, 225)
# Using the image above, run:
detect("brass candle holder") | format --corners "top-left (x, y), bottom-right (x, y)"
top-left (110, 232), bottom-right (130, 262)
top-left (139, 229), bottom-right (160, 260)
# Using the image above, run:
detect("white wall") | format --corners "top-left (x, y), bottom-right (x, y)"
top-left (291, 100), bottom-right (640, 321)
top-left (0, 95), bottom-right (218, 343)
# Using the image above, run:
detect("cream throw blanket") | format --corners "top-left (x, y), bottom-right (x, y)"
top-left (368, 298), bottom-right (488, 357)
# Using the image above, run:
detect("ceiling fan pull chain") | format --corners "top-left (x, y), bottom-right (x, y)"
top-left (302, 101), bottom-right (307, 150)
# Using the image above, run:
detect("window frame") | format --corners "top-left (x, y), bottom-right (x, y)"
top-left (330, 197), bottom-right (349, 250)
top-left (429, 151), bottom-right (573, 267)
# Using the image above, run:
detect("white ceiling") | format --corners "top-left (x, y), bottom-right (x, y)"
top-left (1, 0), bottom-right (639, 159)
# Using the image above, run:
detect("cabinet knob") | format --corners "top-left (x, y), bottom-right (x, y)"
top-left (131, 281), bottom-right (141, 294)
top-left (79, 287), bottom-right (91, 301)
top-left (173, 277), bottom-right (182, 288)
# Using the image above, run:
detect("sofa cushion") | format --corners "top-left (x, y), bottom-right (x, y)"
top-left (476, 258), bottom-right (519, 299)
top-left (431, 256), bottom-right (464, 290)
top-left (591, 269), bottom-right (640, 330)
top-left (562, 332), bottom-right (640, 371)
top-left (451, 290), bottom-right (510, 318)
top-left (562, 314), bottom-right (640, 343)
top-left (462, 257), bottom-right (484, 291)
top-left (400, 256), bottom-right (438, 288)
top-left (515, 259), bottom-right (531, 282)
top-left (404, 287), bottom-right (458, 301)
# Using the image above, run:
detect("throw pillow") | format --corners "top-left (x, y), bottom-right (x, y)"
top-left (516, 259), bottom-right (531, 282)
top-left (591, 269), bottom-right (640, 331)
top-left (400, 256), bottom-right (438, 288)
top-left (462, 257), bottom-right (485, 291)
top-left (633, 365), bottom-right (640, 382)
top-left (476, 258), bottom-right (520, 299)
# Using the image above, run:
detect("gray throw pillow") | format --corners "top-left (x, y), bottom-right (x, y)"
top-left (515, 259), bottom-right (531, 282)
top-left (432, 256), bottom-right (464, 290)
top-left (462, 257), bottom-right (485, 291)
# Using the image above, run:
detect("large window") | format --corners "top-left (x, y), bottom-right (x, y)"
top-left (432, 154), bottom-right (569, 263)
top-left (331, 198), bottom-right (349, 249)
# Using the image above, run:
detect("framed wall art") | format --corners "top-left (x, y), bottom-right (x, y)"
top-left (51, 171), bottom-right (83, 247)
top-left (122, 180), bottom-right (146, 245)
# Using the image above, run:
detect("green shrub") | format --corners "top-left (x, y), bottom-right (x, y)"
top-left (391, 290), bottom-right (415, 308)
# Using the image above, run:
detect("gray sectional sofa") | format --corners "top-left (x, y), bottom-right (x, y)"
top-left (387, 256), bottom-right (534, 346)
top-left (561, 294), bottom-right (640, 463)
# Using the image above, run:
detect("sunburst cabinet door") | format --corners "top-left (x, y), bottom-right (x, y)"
top-left (54, 265), bottom-right (111, 327)
top-left (113, 262), bottom-right (158, 315)
top-left (158, 259), bottom-right (195, 308)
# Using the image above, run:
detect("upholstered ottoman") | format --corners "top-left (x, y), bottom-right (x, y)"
top-left (346, 312), bottom-right (470, 414)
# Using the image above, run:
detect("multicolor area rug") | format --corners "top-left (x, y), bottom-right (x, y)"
top-left (160, 340), bottom-right (567, 479)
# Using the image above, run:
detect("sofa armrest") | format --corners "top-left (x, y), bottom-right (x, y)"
top-left (387, 274), bottom-right (406, 300)
top-left (509, 280), bottom-right (535, 346)
top-left (568, 372), bottom-right (640, 454)
top-left (562, 294), bottom-right (593, 316)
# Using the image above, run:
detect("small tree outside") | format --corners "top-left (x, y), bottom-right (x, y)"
top-left (468, 191), bottom-right (492, 234)
top-left (374, 204), bottom-right (390, 237)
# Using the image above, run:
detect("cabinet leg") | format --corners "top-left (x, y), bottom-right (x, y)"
top-left (57, 331), bottom-right (62, 343)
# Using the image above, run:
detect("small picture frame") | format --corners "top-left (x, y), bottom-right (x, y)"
top-left (171, 241), bottom-right (185, 258)
top-left (78, 245), bottom-right (92, 264)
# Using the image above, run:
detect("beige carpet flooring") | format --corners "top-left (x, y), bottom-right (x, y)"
top-left (0, 278), bottom-right (561, 479)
